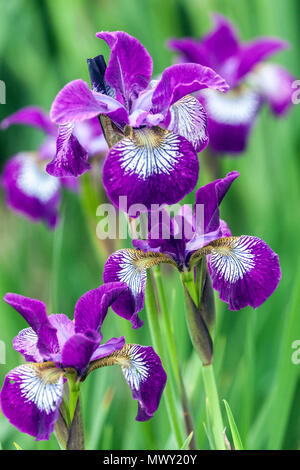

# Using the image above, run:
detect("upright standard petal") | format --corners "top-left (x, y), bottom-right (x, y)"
top-left (235, 37), bottom-right (288, 82)
top-left (1, 106), bottom-right (56, 136)
top-left (96, 31), bottom-right (153, 108)
top-left (74, 283), bottom-right (127, 334)
top-left (117, 344), bottom-right (167, 421)
top-left (50, 79), bottom-right (125, 124)
top-left (46, 123), bottom-right (91, 177)
top-left (151, 63), bottom-right (229, 116)
top-left (102, 127), bottom-right (199, 210)
top-left (204, 236), bottom-right (281, 310)
top-left (0, 362), bottom-right (64, 440)
top-left (103, 249), bottom-right (175, 328)
top-left (4, 293), bottom-right (49, 332)
top-left (195, 171), bottom-right (239, 233)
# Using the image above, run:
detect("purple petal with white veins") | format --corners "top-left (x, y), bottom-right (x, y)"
top-left (2, 154), bottom-right (60, 228)
top-left (96, 31), bottom-right (153, 109)
top-left (151, 63), bottom-right (229, 116)
top-left (61, 330), bottom-right (100, 375)
top-left (50, 79), bottom-right (126, 125)
top-left (195, 171), bottom-right (239, 234)
top-left (103, 249), bottom-right (175, 328)
top-left (74, 283), bottom-right (127, 334)
top-left (102, 127), bottom-right (199, 210)
top-left (1, 106), bottom-right (56, 136)
top-left (46, 123), bottom-right (91, 177)
top-left (0, 363), bottom-right (64, 440)
top-left (200, 87), bottom-right (262, 153)
top-left (235, 37), bottom-right (289, 82)
top-left (4, 293), bottom-right (49, 332)
top-left (91, 336), bottom-right (125, 361)
top-left (120, 344), bottom-right (167, 421)
top-left (13, 327), bottom-right (44, 362)
top-left (167, 95), bottom-right (208, 152)
top-left (206, 236), bottom-right (281, 310)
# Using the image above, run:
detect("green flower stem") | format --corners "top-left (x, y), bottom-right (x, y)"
top-left (152, 265), bottom-right (197, 449)
top-left (145, 271), bottom-right (184, 448)
top-left (68, 376), bottom-right (81, 423)
top-left (202, 363), bottom-right (226, 450)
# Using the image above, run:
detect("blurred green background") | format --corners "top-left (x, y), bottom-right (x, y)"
top-left (0, 0), bottom-right (300, 450)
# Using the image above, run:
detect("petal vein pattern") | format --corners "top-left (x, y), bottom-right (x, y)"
top-left (209, 236), bottom-right (256, 282)
top-left (122, 344), bottom-right (149, 390)
top-left (118, 129), bottom-right (182, 179)
top-left (12, 364), bottom-right (64, 414)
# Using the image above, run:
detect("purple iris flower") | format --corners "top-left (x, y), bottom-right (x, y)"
top-left (103, 172), bottom-right (281, 328)
top-left (168, 14), bottom-right (295, 154)
top-left (1, 106), bottom-right (107, 228)
top-left (0, 283), bottom-right (166, 440)
top-left (49, 31), bottom-right (229, 211)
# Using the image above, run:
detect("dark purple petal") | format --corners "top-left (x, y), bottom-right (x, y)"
top-left (61, 331), bottom-right (100, 375)
top-left (0, 363), bottom-right (64, 440)
top-left (249, 63), bottom-right (295, 115)
top-left (91, 336), bottom-right (125, 361)
top-left (195, 171), bottom-right (239, 234)
top-left (46, 123), bottom-right (91, 177)
top-left (235, 37), bottom-right (289, 82)
top-left (151, 63), bottom-right (229, 116)
top-left (167, 95), bottom-right (208, 152)
top-left (120, 344), bottom-right (167, 421)
top-left (50, 79), bottom-right (125, 124)
top-left (168, 37), bottom-right (211, 67)
top-left (4, 293), bottom-right (49, 332)
top-left (102, 127), bottom-right (199, 210)
top-left (13, 327), bottom-right (44, 362)
top-left (2, 154), bottom-right (60, 229)
top-left (36, 322), bottom-right (60, 361)
top-left (1, 106), bottom-right (56, 136)
top-left (74, 283), bottom-right (127, 334)
top-left (199, 14), bottom-right (240, 69)
top-left (207, 236), bottom-right (281, 310)
top-left (87, 54), bottom-right (116, 96)
top-left (96, 31), bottom-right (153, 108)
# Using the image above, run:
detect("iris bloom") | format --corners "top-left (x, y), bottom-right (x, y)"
top-left (1, 106), bottom-right (107, 228)
top-left (0, 283), bottom-right (166, 440)
top-left (168, 14), bottom-right (295, 153)
top-left (49, 31), bottom-right (229, 210)
top-left (103, 172), bottom-right (281, 328)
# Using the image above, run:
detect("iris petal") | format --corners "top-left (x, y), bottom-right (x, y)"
top-left (0, 362), bottom-right (64, 440)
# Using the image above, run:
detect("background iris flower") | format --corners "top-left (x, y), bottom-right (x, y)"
top-left (168, 14), bottom-right (295, 154)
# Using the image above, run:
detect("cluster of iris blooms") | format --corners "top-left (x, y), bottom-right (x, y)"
top-left (0, 15), bottom-right (292, 447)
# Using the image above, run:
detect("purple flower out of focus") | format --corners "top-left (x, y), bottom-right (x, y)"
top-left (168, 14), bottom-right (295, 154)
top-left (0, 283), bottom-right (166, 440)
top-left (49, 31), bottom-right (229, 211)
top-left (103, 172), bottom-right (281, 328)
top-left (1, 106), bottom-right (107, 228)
